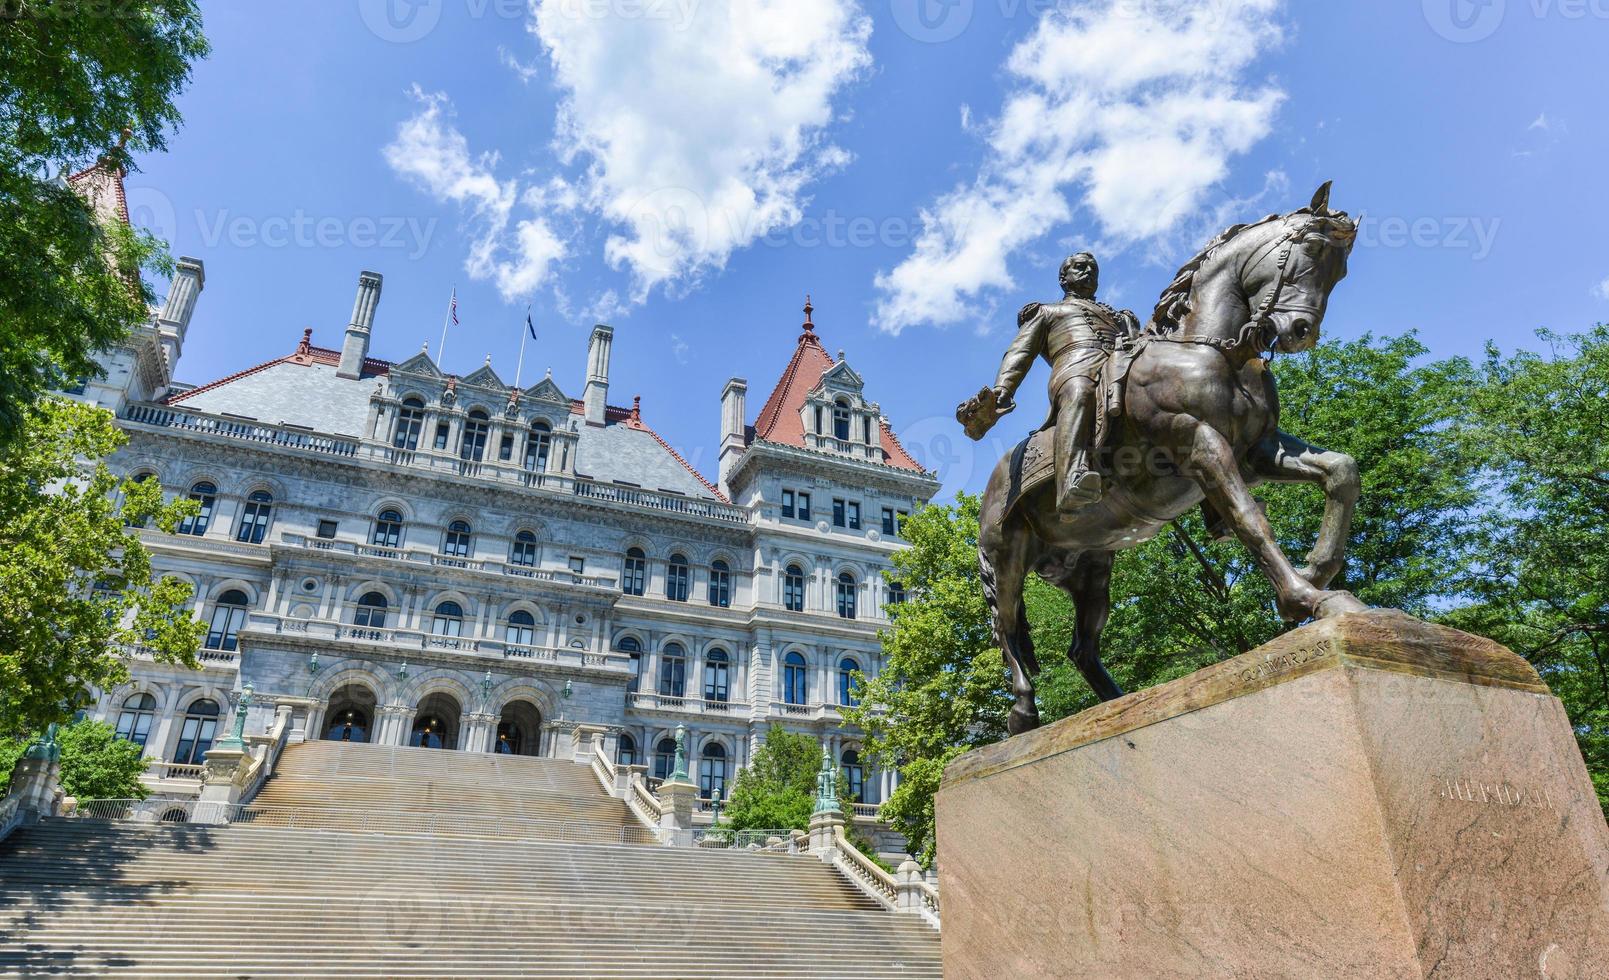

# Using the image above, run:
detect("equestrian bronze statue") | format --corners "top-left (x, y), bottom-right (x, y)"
top-left (958, 183), bottom-right (1367, 735)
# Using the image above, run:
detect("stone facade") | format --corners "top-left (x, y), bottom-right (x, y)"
top-left (67, 236), bottom-right (938, 821)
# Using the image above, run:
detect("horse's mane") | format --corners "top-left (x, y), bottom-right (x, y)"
top-left (1149, 212), bottom-right (1285, 334)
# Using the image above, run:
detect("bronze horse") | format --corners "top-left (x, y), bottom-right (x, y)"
top-left (973, 184), bottom-right (1367, 735)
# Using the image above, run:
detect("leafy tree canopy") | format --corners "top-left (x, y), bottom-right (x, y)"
top-left (722, 725), bottom-right (856, 833)
top-left (0, 718), bottom-right (149, 800)
top-left (0, 0), bottom-right (208, 438)
top-left (0, 397), bottom-right (203, 738)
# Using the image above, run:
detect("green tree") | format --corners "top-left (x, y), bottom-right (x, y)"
top-left (0, 0), bottom-right (209, 439)
top-left (853, 335), bottom-right (1484, 864)
top-left (0, 718), bottom-right (149, 800)
top-left (1442, 327), bottom-right (1609, 812)
top-left (0, 397), bottom-right (203, 738)
top-left (722, 725), bottom-right (859, 833)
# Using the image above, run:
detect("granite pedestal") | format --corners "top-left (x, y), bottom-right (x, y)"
top-left (936, 610), bottom-right (1609, 979)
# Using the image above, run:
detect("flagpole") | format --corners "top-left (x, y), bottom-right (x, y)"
top-left (437, 285), bottom-right (455, 365)
top-left (515, 304), bottom-right (531, 389)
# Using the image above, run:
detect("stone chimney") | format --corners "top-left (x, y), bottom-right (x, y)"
top-left (718, 377), bottom-right (747, 497)
top-left (154, 256), bottom-right (205, 383)
top-left (584, 323), bottom-right (613, 426)
top-left (338, 271), bottom-right (383, 379)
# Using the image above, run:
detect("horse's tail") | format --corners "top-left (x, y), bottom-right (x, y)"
top-left (979, 527), bottom-right (1037, 676)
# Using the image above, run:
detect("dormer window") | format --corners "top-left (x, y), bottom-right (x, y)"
top-left (833, 399), bottom-right (851, 441)
top-left (526, 421), bottom-right (551, 472)
top-left (394, 398), bottom-right (424, 450)
top-left (460, 410), bottom-right (489, 461)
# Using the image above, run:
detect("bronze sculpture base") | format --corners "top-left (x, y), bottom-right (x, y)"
top-left (936, 610), bottom-right (1609, 979)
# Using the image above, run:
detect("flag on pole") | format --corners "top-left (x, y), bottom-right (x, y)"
top-left (515, 305), bottom-right (534, 388)
top-left (437, 286), bottom-right (457, 365)
top-left (527, 309), bottom-right (537, 339)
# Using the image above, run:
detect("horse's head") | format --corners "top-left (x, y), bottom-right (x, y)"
top-left (1246, 182), bottom-right (1357, 354)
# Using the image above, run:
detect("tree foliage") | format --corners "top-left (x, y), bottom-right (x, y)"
top-left (0, 718), bottom-right (149, 800)
top-left (0, 397), bottom-right (203, 739)
top-left (1442, 327), bottom-right (1609, 809)
top-left (722, 725), bottom-right (859, 834)
top-left (0, 0), bottom-right (209, 439)
top-left (854, 334), bottom-right (1489, 864)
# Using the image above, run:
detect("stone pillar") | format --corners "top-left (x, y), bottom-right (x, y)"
top-left (895, 860), bottom-right (929, 914)
top-left (808, 744), bottom-right (845, 856)
top-left (4, 726), bottom-right (64, 823)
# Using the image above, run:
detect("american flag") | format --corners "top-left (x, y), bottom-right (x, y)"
top-left (451, 289), bottom-right (459, 326)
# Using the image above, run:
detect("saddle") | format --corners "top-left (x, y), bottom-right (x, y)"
top-left (998, 343), bottom-right (1140, 521)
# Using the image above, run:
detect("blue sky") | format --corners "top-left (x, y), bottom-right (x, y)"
top-left (130, 0), bottom-right (1609, 496)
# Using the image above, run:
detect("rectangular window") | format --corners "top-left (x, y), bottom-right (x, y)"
top-left (781, 489), bottom-right (795, 519)
top-left (847, 502), bottom-right (861, 531)
top-left (432, 422), bottom-right (450, 450)
top-left (832, 499), bottom-right (846, 528)
top-left (881, 507), bottom-right (895, 536)
top-left (797, 492), bottom-right (811, 522)
top-left (568, 555), bottom-right (586, 574)
top-left (498, 433), bottom-right (514, 461)
top-left (316, 519), bottom-right (338, 539)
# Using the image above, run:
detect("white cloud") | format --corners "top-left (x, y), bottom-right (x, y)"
top-left (874, 0), bottom-right (1288, 333)
top-left (383, 87), bottom-right (567, 300)
top-left (531, 0), bottom-right (872, 300)
top-left (1593, 276), bottom-right (1609, 301)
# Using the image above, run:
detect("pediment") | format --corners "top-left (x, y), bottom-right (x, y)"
top-left (462, 364), bottom-right (507, 391)
top-left (817, 360), bottom-right (864, 393)
top-left (523, 377), bottom-right (569, 404)
top-left (392, 352), bottom-right (443, 378)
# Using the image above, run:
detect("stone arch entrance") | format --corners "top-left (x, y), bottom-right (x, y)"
top-left (495, 700), bottom-right (542, 756)
top-left (324, 683), bottom-right (378, 743)
top-left (410, 691), bottom-right (462, 750)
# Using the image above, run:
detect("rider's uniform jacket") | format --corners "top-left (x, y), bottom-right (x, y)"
top-left (994, 297), bottom-right (1138, 413)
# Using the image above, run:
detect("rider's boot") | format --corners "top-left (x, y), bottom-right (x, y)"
top-left (1054, 383), bottom-right (1103, 518)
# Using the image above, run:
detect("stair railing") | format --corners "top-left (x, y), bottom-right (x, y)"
top-left (824, 825), bottom-right (941, 929)
top-left (238, 705), bottom-right (294, 805)
top-left (0, 796), bottom-right (22, 844)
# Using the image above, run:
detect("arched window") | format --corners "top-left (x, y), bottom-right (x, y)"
top-left (700, 742), bottom-right (728, 801)
top-left (205, 590), bottom-right (249, 651)
top-left (666, 554), bottom-right (689, 602)
top-left (708, 559), bottom-right (731, 608)
top-left (836, 572), bottom-right (858, 619)
top-left (838, 657), bottom-right (861, 707)
top-left (619, 635), bottom-right (643, 693)
top-left (372, 509), bottom-right (404, 549)
top-left (122, 471), bottom-right (156, 528)
top-left (509, 529), bottom-right (538, 567)
top-left (703, 648), bottom-right (730, 703)
top-left (622, 547), bottom-right (646, 596)
top-left (460, 410), bottom-right (490, 461)
top-left (173, 699), bottom-right (221, 765)
top-left (393, 398), bottom-right (425, 450)
top-left (653, 737), bottom-right (677, 781)
top-left (783, 564), bottom-right (806, 612)
top-left (887, 580), bottom-right (907, 607)
top-left (659, 642), bottom-right (686, 699)
top-left (442, 520), bottom-right (472, 558)
top-left (354, 592), bottom-right (388, 628)
top-left (505, 609), bottom-right (536, 647)
top-left (833, 399), bottom-right (851, 441)
top-left (784, 651), bottom-right (809, 706)
top-left (235, 490), bottom-right (273, 544)
top-left (525, 420), bottom-right (552, 472)
top-left (178, 482), bottom-right (216, 536)
top-left (617, 733), bottom-right (638, 768)
top-left (842, 748), bottom-right (864, 803)
top-left (115, 692), bottom-right (157, 749)
top-left (431, 601), bottom-right (464, 636)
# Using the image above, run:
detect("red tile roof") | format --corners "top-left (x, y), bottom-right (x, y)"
top-left (750, 298), bottom-right (927, 473)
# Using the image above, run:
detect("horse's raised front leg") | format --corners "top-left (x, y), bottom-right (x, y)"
top-left (1248, 430), bottom-right (1359, 590)
top-left (1188, 426), bottom-right (1366, 621)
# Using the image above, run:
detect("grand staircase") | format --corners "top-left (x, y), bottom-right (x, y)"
top-left (0, 742), bottom-right (942, 978)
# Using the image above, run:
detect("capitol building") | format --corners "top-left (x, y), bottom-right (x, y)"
top-left (64, 169), bottom-right (939, 824)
